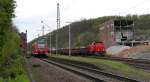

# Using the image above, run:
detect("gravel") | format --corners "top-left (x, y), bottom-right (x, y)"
top-left (25, 57), bottom-right (92, 82)
top-left (128, 49), bottom-right (150, 60)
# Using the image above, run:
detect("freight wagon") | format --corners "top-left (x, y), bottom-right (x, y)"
top-left (51, 42), bottom-right (106, 56)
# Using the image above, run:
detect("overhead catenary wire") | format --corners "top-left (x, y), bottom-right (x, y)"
top-left (63, 0), bottom-right (76, 12)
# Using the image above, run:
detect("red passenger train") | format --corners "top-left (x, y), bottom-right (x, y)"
top-left (32, 38), bottom-right (49, 57)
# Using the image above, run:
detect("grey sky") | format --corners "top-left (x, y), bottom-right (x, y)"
top-left (13, 0), bottom-right (150, 42)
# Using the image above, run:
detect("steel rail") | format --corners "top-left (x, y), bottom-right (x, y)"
top-left (40, 59), bottom-right (106, 82)
top-left (41, 58), bottom-right (141, 82)
top-left (88, 56), bottom-right (150, 70)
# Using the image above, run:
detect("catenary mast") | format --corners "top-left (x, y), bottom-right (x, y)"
top-left (56, 3), bottom-right (60, 54)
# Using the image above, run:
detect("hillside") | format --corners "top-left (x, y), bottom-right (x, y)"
top-left (29, 14), bottom-right (150, 49)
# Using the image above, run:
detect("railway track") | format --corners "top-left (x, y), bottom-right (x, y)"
top-left (88, 56), bottom-right (150, 71)
top-left (40, 58), bottom-right (141, 82)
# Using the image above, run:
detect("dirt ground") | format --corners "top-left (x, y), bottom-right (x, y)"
top-left (24, 57), bottom-right (92, 82)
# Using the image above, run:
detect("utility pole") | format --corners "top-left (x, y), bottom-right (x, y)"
top-left (41, 21), bottom-right (52, 55)
top-left (66, 22), bottom-right (72, 56)
top-left (147, 30), bottom-right (149, 40)
top-left (38, 33), bottom-right (40, 38)
top-left (49, 33), bottom-right (52, 55)
top-left (41, 21), bottom-right (45, 36)
top-left (42, 25), bottom-right (45, 36)
top-left (56, 3), bottom-right (60, 55)
top-left (69, 24), bottom-right (71, 56)
top-left (25, 30), bottom-right (27, 56)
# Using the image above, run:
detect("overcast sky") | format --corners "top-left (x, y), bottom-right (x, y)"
top-left (13, 0), bottom-right (150, 42)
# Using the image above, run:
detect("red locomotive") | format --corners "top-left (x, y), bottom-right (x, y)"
top-left (88, 41), bottom-right (106, 56)
top-left (51, 41), bottom-right (106, 56)
top-left (32, 38), bottom-right (49, 57)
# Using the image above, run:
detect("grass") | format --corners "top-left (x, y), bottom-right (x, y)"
top-left (49, 55), bottom-right (150, 77)
top-left (0, 72), bottom-right (30, 82)
top-left (0, 53), bottom-right (30, 82)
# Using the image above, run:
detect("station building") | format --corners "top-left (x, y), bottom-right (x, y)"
top-left (99, 19), bottom-right (135, 48)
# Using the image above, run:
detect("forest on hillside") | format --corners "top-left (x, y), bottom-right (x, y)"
top-left (29, 14), bottom-right (150, 49)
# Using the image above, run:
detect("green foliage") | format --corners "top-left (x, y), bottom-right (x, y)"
top-left (0, 0), bottom-right (29, 82)
top-left (0, 0), bottom-right (16, 18)
top-left (0, 73), bottom-right (30, 82)
top-left (0, 29), bottom-right (29, 81)
top-left (0, 54), bottom-right (30, 82)
top-left (0, 0), bottom-right (16, 58)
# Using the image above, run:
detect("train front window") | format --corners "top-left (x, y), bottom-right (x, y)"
top-left (38, 44), bottom-right (45, 49)
top-left (38, 39), bottom-right (45, 49)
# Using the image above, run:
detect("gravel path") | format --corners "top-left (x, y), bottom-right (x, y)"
top-left (25, 57), bottom-right (92, 82)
